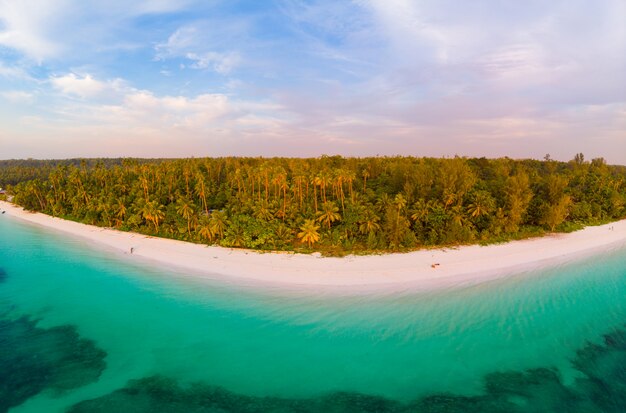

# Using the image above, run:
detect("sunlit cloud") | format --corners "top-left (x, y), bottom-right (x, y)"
top-left (50, 74), bottom-right (107, 98)
top-left (1, 90), bottom-right (35, 104)
top-left (155, 24), bottom-right (244, 75)
top-left (0, 0), bottom-right (624, 163)
top-left (0, 0), bottom-right (65, 61)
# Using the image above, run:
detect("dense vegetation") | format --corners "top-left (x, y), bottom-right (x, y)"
top-left (0, 158), bottom-right (161, 186)
top-left (2, 155), bottom-right (625, 255)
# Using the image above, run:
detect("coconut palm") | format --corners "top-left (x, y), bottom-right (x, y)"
top-left (393, 193), bottom-right (407, 211)
top-left (297, 219), bottom-right (320, 247)
top-left (209, 210), bottom-right (229, 239)
top-left (375, 193), bottom-right (391, 213)
top-left (311, 175), bottom-right (322, 211)
top-left (115, 200), bottom-right (127, 226)
top-left (253, 202), bottom-right (274, 221)
top-left (450, 205), bottom-right (468, 227)
top-left (358, 210), bottom-right (381, 235)
top-left (194, 174), bottom-right (209, 216)
top-left (410, 199), bottom-right (431, 223)
top-left (197, 219), bottom-right (214, 243)
top-left (176, 197), bottom-right (195, 237)
top-left (362, 169), bottom-right (370, 193)
top-left (141, 200), bottom-right (165, 232)
top-left (467, 190), bottom-right (494, 218)
top-left (274, 224), bottom-right (293, 246)
top-left (316, 201), bottom-right (341, 229)
top-left (226, 222), bottom-right (245, 247)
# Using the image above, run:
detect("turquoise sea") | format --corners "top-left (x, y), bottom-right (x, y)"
top-left (1, 214), bottom-right (625, 413)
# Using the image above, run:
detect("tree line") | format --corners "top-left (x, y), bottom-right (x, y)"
top-left (2, 155), bottom-right (625, 255)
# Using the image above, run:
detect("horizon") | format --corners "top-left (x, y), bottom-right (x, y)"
top-left (0, 153), bottom-right (621, 166)
top-left (1, 1), bottom-right (625, 163)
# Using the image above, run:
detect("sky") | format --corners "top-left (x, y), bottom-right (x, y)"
top-left (0, 0), bottom-right (624, 163)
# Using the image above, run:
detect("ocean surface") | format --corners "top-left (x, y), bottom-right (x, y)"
top-left (1, 215), bottom-right (625, 413)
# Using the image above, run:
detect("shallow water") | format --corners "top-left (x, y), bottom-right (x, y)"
top-left (1, 215), bottom-right (625, 412)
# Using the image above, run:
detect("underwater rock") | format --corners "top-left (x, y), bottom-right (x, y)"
top-left (314, 392), bottom-right (400, 413)
top-left (68, 376), bottom-right (401, 413)
top-left (0, 317), bottom-right (107, 413)
top-left (67, 324), bottom-right (626, 413)
top-left (571, 325), bottom-right (626, 412)
top-left (407, 394), bottom-right (513, 413)
top-left (483, 368), bottom-right (578, 413)
top-left (0, 268), bottom-right (6, 283)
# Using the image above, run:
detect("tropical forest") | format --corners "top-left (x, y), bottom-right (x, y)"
top-left (1, 154), bottom-right (625, 255)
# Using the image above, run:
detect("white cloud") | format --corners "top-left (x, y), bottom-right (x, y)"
top-left (4, 74), bottom-right (295, 158)
top-left (51, 85), bottom-right (279, 135)
top-left (0, 0), bottom-right (65, 60)
top-left (49, 73), bottom-right (126, 98)
top-left (1, 90), bottom-right (35, 104)
top-left (116, 91), bottom-right (231, 128)
top-left (185, 52), bottom-right (240, 74)
top-left (156, 24), bottom-right (242, 74)
top-left (363, 0), bottom-right (453, 64)
top-left (124, 0), bottom-right (193, 15)
top-left (50, 73), bottom-right (105, 97)
top-left (0, 62), bottom-right (31, 79)
top-left (0, 0), bottom-right (624, 162)
top-left (0, 0), bottom-right (192, 61)
top-left (157, 25), bottom-right (197, 51)
top-left (480, 44), bottom-right (545, 78)
top-left (46, 73), bottom-right (238, 129)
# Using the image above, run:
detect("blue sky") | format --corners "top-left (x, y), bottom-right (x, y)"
top-left (0, 0), bottom-right (624, 163)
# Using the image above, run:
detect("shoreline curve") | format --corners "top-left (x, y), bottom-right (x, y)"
top-left (2, 200), bottom-right (626, 293)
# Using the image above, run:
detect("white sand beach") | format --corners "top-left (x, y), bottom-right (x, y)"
top-left (2, 200), bottom-right (625, 292)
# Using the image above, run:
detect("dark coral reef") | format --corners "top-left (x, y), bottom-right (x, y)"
top-left (0, 317), bottom-right (106, 413)
top-left (68, 325), bottom-right (626, 413)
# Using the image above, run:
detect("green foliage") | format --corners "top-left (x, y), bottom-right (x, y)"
top-left (298, 219), bottom-right (321, 248)
top-left (4, 155), bottom-right (626, 254)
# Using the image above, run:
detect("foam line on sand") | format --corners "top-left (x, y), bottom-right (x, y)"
top-left (2, 200), bottom-right (625, 292)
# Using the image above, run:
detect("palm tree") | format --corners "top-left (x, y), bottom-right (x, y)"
top-left (334, 169), bottom-right (345, 212)
top-left (392, 193), bottom-right (407, 239)
top-left (312, 175), bottom-right (322, 212)
top-left (410, 199), bottom-right (431, 223)
top-left (467, 190), bottom-right (494, 218)
top-left (226, 222), bottom-right (245, 247)
top-left (362, 169), bottom-right (370, 193)
top-left (443, 190), bottom-right (456, 210)
top-left (194, 174), bottom-right (209, 216)
top-left (344, 169), bottom-right (356, 202)
top-left (316, 201), bottom-right (341, 229)
top-left (274, 224), bottom-right (293, 246)
top-left (314, 173), bottom-right (329, 203)
top-left (298, 219), bottom-right (320, 248)
top-left (450, 205), bottom-right (468, 227)
top-left (253, 202), bottom-right (274, 221)
top-left (176, 197), bottom-right (195, 237)
top-left (142, 200), bottom-right (165, 232)
top-left (375, 193), bottom-right (391, 213)
top-left (115, 200), bottom-right (127, 227)
top-left (393, 193), bottom-right (407, 211)
top-left (293, 174), bottom-right (306, 209)
top-left (359, 210), bottom-right (381, 235)
top-left (209, 210), bottom-right (229, 239)
top-left (383, 198), bottom-right (411, 250)
top-left (197, 219), bottom-right (214, 243)
top-left (139, 173), bottom-right (149, 202)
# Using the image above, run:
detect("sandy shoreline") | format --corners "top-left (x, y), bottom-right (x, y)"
top-left (2, 200), bottom-right (626, 292)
